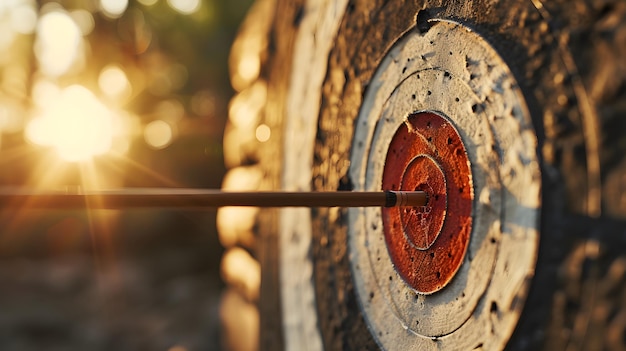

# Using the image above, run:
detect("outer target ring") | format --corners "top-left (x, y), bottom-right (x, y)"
top-left (348, 20), bottom-right (541, 348)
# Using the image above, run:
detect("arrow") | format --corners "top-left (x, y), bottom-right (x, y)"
top-left (0, 188), bottom-right (428, 209)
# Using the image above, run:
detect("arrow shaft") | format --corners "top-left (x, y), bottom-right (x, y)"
top-left (0, 188), bottom-right (427, 209)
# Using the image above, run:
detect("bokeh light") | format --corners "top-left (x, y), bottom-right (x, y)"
top-left (99, 64), bottom-right (132, 100)
top-left (35, 10), bottom-right (83, 77)
top-left (143, 120), bottom-right (173, 149)
top-left (167, 0), bottom-right (200, 15)
top-left (9, 2), bottom-right (37, 34)
top-left (69, 9), bottom-right (95, 36)
top-left (255, 124), bottom-right (270, 142)
top-left (190, 90), bottom-right (216, 117)
top-left (155, 99), bottom-right (184, 122)
top-left (25, 85), bottom-right (119, 162)
top-left (137, 0), bottom-right (159, 6)
top-left (100, 0), bottom-right (129, 18)
top-left (0, 0), bottom-right (37, 54)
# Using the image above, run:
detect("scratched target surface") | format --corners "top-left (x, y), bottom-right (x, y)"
top-left (348, 20), bottom-right (541, 349)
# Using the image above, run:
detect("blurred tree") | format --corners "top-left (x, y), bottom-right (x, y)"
top-left (0, 0), bottom-right (253, 350)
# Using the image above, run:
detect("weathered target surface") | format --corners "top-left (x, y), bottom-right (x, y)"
top-left (382, 111), bottom-right (473, 295)
top-left (348, 20), bottom-right (541, 349)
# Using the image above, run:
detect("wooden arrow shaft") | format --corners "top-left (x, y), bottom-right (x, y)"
top-left (0, 188), bottom-right (427, 209)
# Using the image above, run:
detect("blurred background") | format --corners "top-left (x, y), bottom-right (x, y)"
top-left (0, 0), bottom-right (253, 349)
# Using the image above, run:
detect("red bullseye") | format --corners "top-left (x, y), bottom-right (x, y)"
top-left (382, 111), bottom-right (473, 294)
top-left (399, 155), bottom-right (446, 250)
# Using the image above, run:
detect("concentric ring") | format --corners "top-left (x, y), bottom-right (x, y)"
top-left (348, 20), bottom-right (541, 348)
top-left (399, 153), bottom-right (447, 250)
top-left (382, 111), bottom-right (473, 294)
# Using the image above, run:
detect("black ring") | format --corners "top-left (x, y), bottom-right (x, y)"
top-left (384, 191), bottom-right (397, 207)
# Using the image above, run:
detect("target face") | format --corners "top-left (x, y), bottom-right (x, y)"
top-left (348, 20), bottom-right (541, 349)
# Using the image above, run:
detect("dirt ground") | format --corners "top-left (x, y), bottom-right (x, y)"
top-left (0, 209), bottom-right (225, 351)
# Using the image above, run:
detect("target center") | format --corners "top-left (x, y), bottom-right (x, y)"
top-left (399, 155), bottom-right (446, 250)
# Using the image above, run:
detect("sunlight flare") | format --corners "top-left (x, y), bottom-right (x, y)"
top-left (26, 85), bottom-right (119, 162)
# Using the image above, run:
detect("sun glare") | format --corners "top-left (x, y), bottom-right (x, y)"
top-left (26, 85), bottom-right (119, 162)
